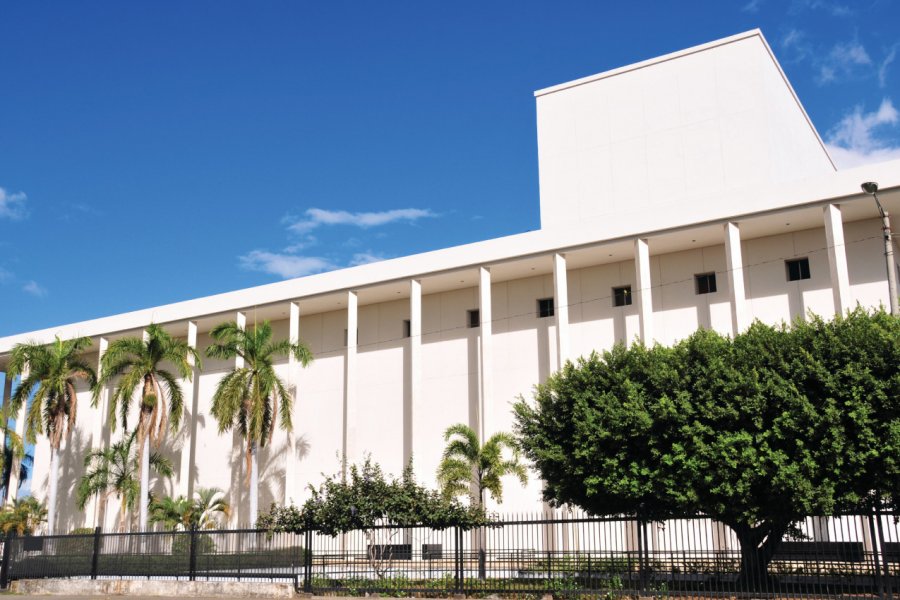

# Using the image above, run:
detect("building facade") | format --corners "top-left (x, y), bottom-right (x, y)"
top-left (2, 30), bottom-right (899, 533)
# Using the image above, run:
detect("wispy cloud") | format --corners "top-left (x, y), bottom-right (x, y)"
top-left (0, 267), bottom-right (12, 284)
top-left (238, 251), bottom-right (337, 279)
top-left (879, 45), bottom-right (897, 88)
top-left (742, 0), bottom-right (763, 13)
top-left (789, 0), bottom-right (853, 17)
top-left (0, 188), bottom-right (28, 220)
top-left (780, 28), bottom-right (812, 63)
top-left (818, 40), bottom-right (871, 84)
top-left (287, 208), bottom-right (436, 234)
top-left (22, 280), bottom-right (47, 298)
top-left (825, 98), bottom-right (900, 168)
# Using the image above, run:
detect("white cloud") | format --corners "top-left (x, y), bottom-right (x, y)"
top-left (0, 267), bottom-right (11, 283)
top-left (288, 208), bottom-right (436, 234)
top-left (818, 41), bottom-right (871, 84)
top-left (0, 188), bottom-right (28, 220)
top-left (879, 46), bottom-right (897, 88)
top-left (825, 99), bottom-right (900, 168)
top-left (22, 280), bottom-right (47, 298)
top-left (239, 251), bottom-right (337, 279)
top-left (349, 252), bottom-right (388, 266)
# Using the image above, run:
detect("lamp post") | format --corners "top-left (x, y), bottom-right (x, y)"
top-left (862, 182), bottom-right (899, 316)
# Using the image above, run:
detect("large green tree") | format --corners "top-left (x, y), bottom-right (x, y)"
top-left (94, 324), bottom-right (199, 531)
top-left (514, 308), bottom-right (900, 585)
top-left (205, 320), bottom-right (312, 524)
top-left (76, 431), bottom-right (174, 532)
top-left (436, 423), bottom-right (527, 507)
top-left (7, 336), bottom-right (96, 534)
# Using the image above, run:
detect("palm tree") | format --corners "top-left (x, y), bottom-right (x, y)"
top-left (77, 431), bottom-right (173, 532)
top-left (92, 323), bottom-right (197, 531)
top-left (192, 486), bottom-right (229, 529)
top-left (7, 336), bottom-right (97, 534)
top-left (149, 487), bottom-right (229, 531)
top-left (436, 423), bottom-right (527, 507)
top-left (0, 497), bottom-right (47, 535)
top-left (437, 423), bottom-right (527, 579)
top-left (205, 320), bottom-right (312, 524)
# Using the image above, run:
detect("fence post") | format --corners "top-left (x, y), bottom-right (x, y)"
top-left (454, 526), bottom-right (462, 595)
top-left (0, 531), bottom-right (14, 589)
top-left (874, 507), bottom-right (894, 600)
top-left (636, 519), bottom-right (647, 594)
top-left (90, 527), bottom-right (101, 580)
top-left (303, 528), bottom-right (312, 593)
top-left (188, 525), bottom-right (197, 582)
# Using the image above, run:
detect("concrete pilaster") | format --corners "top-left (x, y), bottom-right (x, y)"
top-left (724, 222), bottom-right (750, 335)
top-left (343, 291), bottom-right (358, 478)
top-left (553, 253), bottom-right (570, 369)
top-left (478, 267), bottom-right (494, 443)
top-left (634, 238), bottom-right (654, 344)
top-left (824, 204), bottom-right (852, 315)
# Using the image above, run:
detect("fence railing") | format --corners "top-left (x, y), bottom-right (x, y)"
top-left (0, 511), bottom-right (897, 598)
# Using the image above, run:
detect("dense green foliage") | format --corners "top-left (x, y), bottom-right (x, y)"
top-left (258, 458), bottom-right (492, 535)
top-left (436, 423), bottom-right (527, 506)
top-left (514, 307), bottom-right (900, 580)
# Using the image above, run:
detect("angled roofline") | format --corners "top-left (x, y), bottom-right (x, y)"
top-left (533, 29), bottom-right (837, 171)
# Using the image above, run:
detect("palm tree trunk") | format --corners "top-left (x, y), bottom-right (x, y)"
top-left (139, 434), bottom-right (150, 531)
top-left (249, 441), bottom-right (258, 526)
top-left (47, 447), bottom-right (59, 535)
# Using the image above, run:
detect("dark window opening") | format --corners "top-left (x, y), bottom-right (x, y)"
top-left (695, 273), bottom-right (717, 295)
top-left (467, 309), bottom-right (480, 329)
top-left (786, 258), bottom-right (811, 281)
top-left (537, 298), bottom-right (555, 318)
top-left (613, 286), bottom-right (632, 307)
top-left (402, 320), bottom-right (411, 338)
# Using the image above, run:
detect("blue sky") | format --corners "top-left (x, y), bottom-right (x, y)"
top-left (1, 0), bottom-right (899, 337)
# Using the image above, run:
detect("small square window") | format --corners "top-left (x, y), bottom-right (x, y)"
top-left (613, 286), bottom-right (632, 307)
top-left (695, 273), bottom-right (717, 295)
top-left (537, 298), bottom-right (555, 318)
top-left (402, 319), bottom-right (411, 339)
top-left (786, 258), bottom-right (811, 281)
top-left (467, 309), bottom-right (480, 329)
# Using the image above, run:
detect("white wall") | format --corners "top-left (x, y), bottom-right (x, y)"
top-left (23, 217), bottom-right (895, 530)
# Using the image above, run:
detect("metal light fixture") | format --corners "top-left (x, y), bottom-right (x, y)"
top-left (861, 182), bottom-right (899, 316)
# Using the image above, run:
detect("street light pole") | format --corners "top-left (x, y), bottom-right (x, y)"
top-left (862, 182), bottom-right (899, 316)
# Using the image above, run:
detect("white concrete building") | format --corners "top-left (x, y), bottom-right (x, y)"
top-left (2, 29), bottom-right (900, 533)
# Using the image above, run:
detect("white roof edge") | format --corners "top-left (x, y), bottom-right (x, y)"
top-left (2, 156), bottom-right (900, 354)
top-left (533, 29), bottom-right (763, 97)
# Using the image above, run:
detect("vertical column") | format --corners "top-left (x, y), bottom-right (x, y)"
top-left (406, 280), bottom-right (422, 468)
top-left (7, 365), bottom-right (28, 504)
top-left (478, 267), bottom-right (494, 444)
top-left (343, 291), bottom-right (358, 478)
top-left (87, 337), bottom-right (109, 527)
top-left (553, 253), bottom-right (570, 369)
top-left (284, 302), bottom-right (300, 504)
top-left (634, 238), bottom-right (654, 344)
top-left (724, 222), bottom-right (750, 335)
top-left (177, 322), bottom-right (198, 498)
top-left (824, 204), bottom-right (852, 316)
top-left (235, 312), bottom-right (247, 368)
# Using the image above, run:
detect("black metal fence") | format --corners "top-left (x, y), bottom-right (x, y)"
top-left (1, 511), bottom-right (898, 598)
